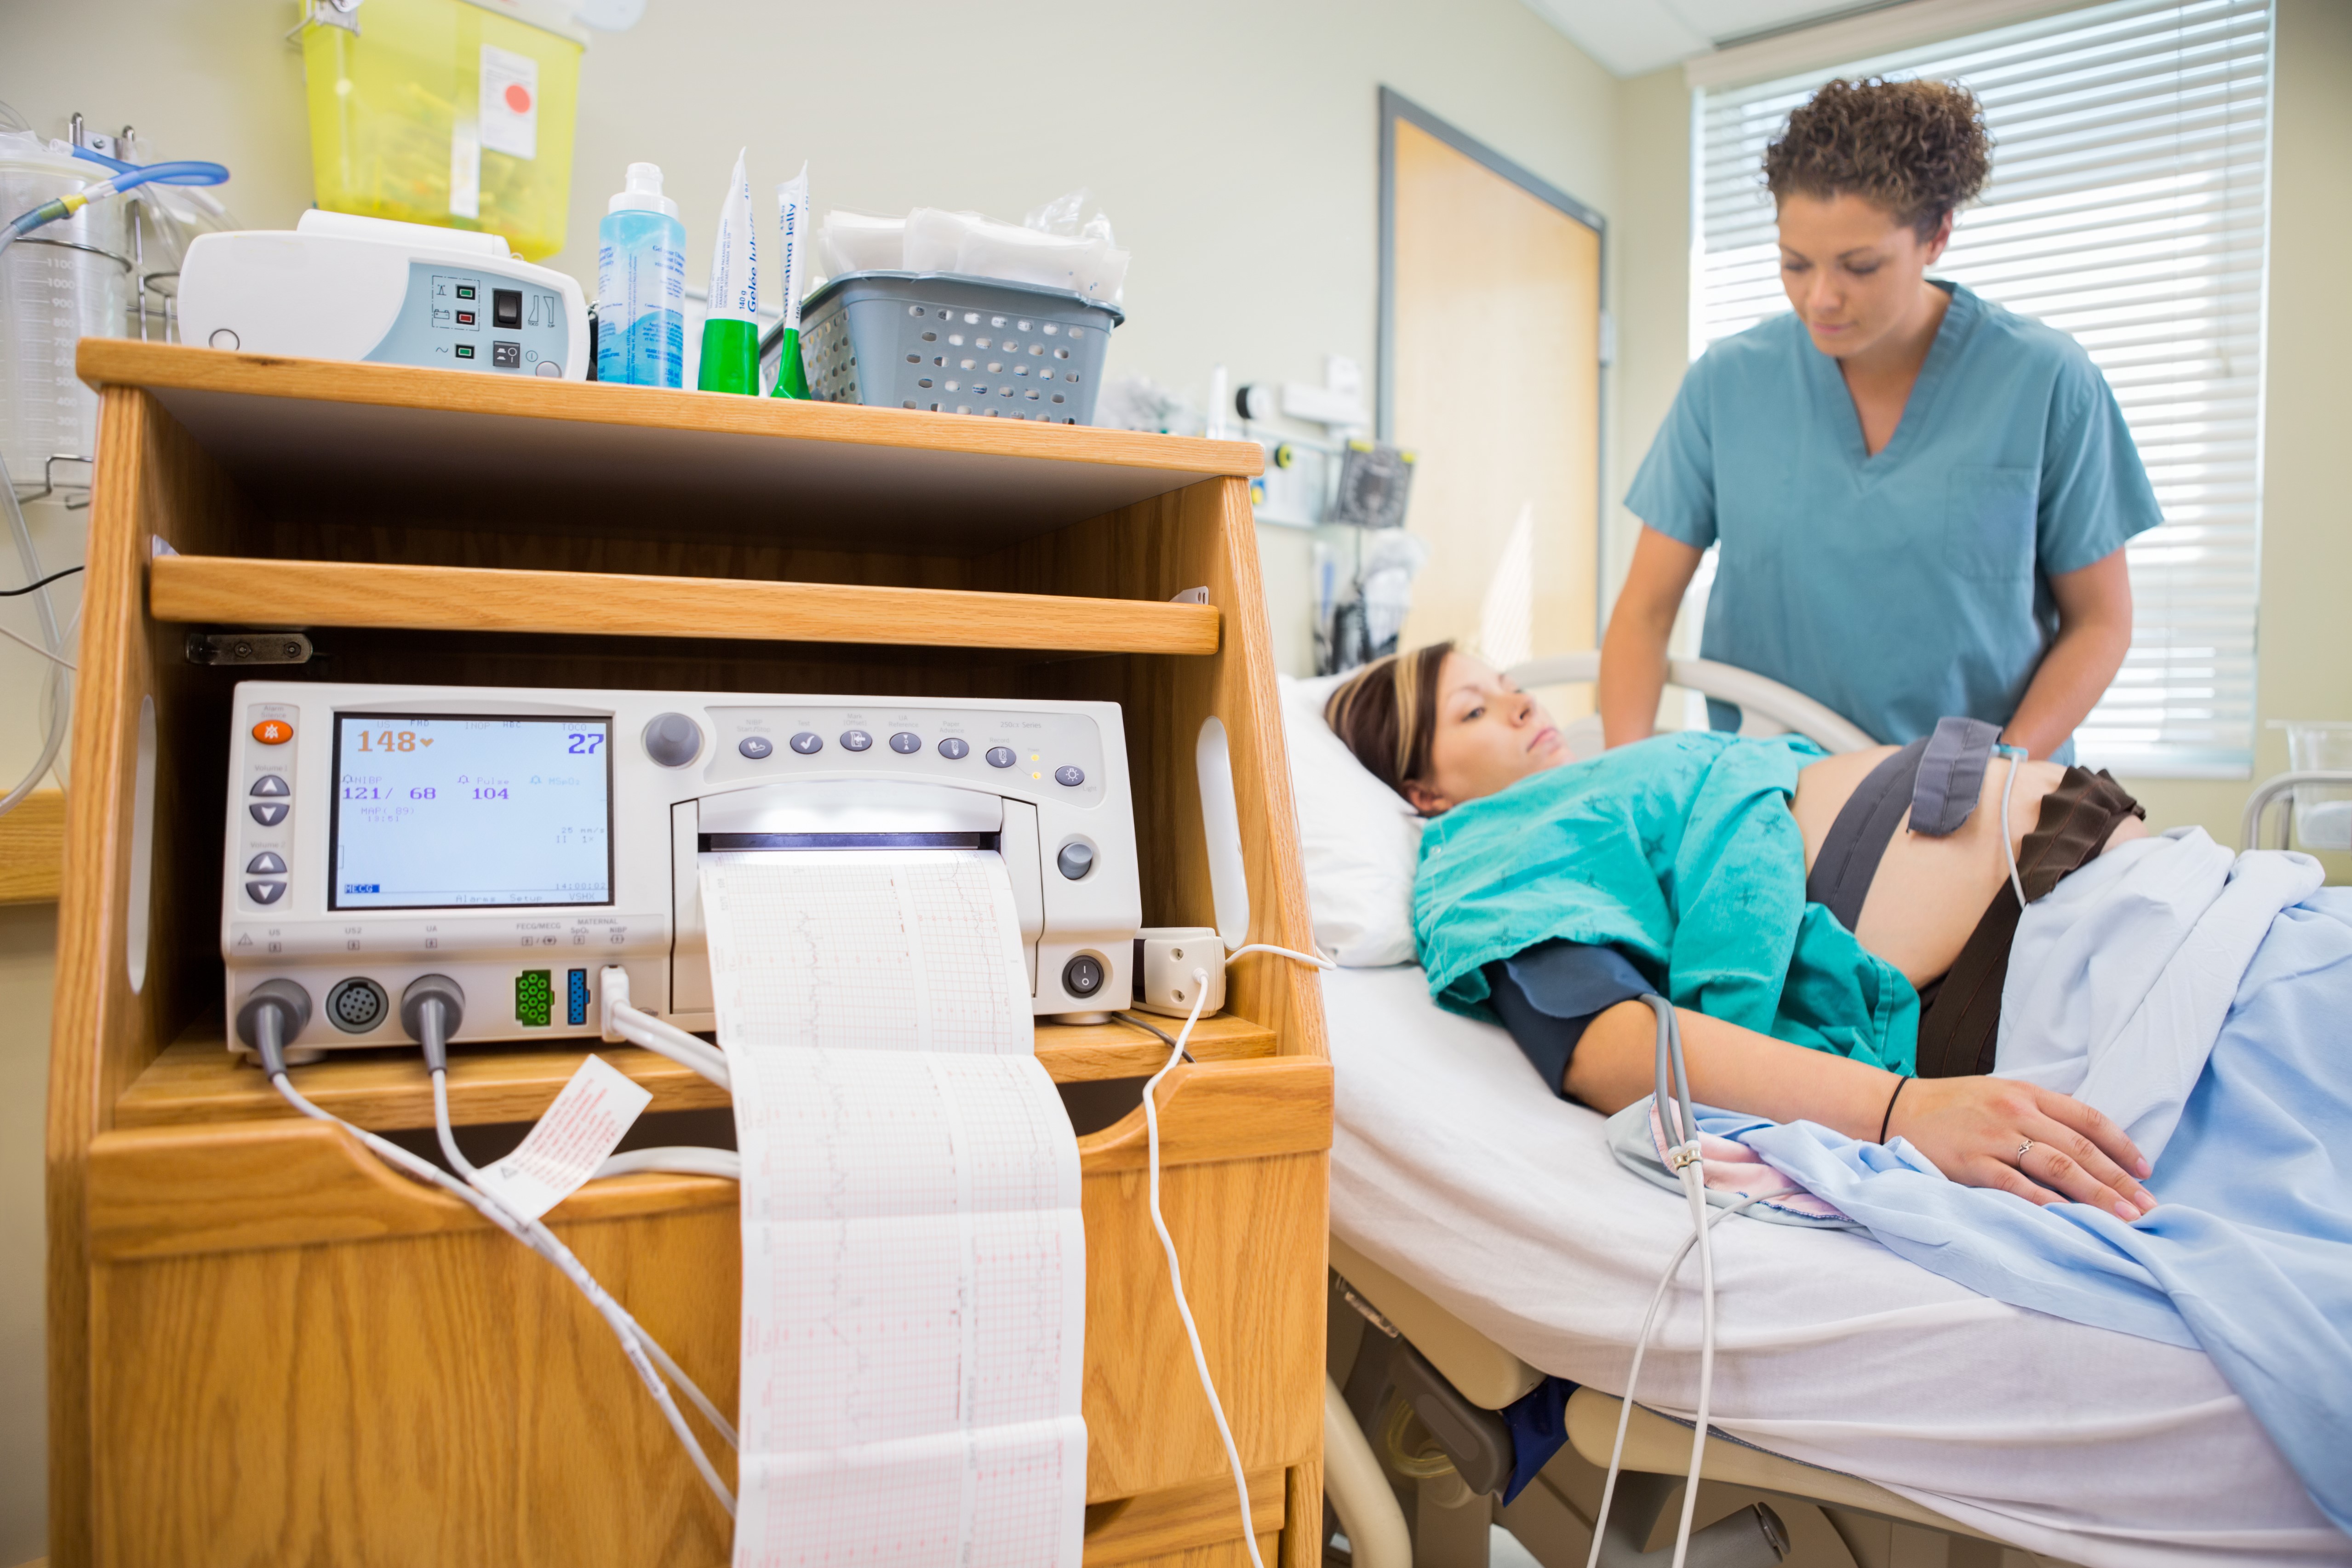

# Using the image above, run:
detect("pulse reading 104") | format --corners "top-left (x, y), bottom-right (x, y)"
top-left (338, 784), bottom-right (516, 800)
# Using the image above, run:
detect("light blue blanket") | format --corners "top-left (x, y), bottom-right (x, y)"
top-left (1724, 835), bottom-right (2352, 1534)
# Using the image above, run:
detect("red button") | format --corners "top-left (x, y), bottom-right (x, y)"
top-left (252, 719), bottom-right (292, 745)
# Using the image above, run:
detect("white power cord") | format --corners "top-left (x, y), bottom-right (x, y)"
top-left (1146, 968), bottom-right (1265, 1567)
top-left (245, 997), bottom-right (738, 1517)
top-left (597, 1145), bottom-right (743, 1180)
top-left (475, 944), bottom-right (1326, 1551)
top-left (0, 454), bottom-right (72, 817)
top-left (1996, 744), bottom-right (2029, 910)
top-left (1584, 1193), bottom-right (1766, 1568)
top-left (601, 965), bottom-right (731, 1088)
top-left (1226, 941), bottom-right (1336, 971)
top-left (1583, 996), bottom-right (1748, 1568)
top-left (424, 1066), bottom-right (742, 1461)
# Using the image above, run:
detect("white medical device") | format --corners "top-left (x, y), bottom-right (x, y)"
top-left (179, 211), bottom-right (588, 379)
top-left (221, 682), bottom-right (1140, 1055)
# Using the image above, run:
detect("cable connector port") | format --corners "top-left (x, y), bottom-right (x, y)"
top-left (600, 965), bottom-right (631, 1044)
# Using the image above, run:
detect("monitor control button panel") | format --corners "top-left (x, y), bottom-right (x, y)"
top-left (235, 701), bottom-right (300, 913)
top-left (704, 704), bottom-right (1107, 808)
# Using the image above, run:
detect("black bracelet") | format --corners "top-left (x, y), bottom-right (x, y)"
top-left (1879, 1076), bottom-right (1911, 1144)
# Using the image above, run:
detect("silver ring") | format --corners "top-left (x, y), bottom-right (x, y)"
top-left (2016, 1139), bottom-right (2034, 1161)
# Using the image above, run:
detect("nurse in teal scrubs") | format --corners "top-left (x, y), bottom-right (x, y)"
top-left (1600, 78), bottom-right (2163, 761)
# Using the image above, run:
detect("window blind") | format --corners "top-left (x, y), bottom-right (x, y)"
top-left (1693, 0), bottom-right (2273, 776)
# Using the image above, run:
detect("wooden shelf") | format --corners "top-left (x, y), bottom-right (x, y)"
top-left (0, 787), bottom-right (63, 904)
top-left (116, 1013), bottom-right (1280, 1133)
top-left (149, 553), bottom-right (1220, 654)
top-left (56, 353), bottom-right (1330, 1566)
top-left (80, 341), bottom-right (1263, 558)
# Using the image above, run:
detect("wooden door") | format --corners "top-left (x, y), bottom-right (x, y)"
top-left (1382, 95), bottom-right (1603, 695)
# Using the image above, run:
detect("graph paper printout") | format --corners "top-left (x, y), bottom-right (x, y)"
top-left (700, 849), bottom-right (1034, 1054)
top-left (703, 851), bottom-right (1085, 1568)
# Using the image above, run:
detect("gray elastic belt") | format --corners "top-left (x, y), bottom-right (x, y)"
top-left (1805, 716), bottom-right (2003, 934)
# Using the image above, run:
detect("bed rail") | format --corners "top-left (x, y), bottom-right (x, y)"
top-left (1507, 653), bottom-right (1877, 754)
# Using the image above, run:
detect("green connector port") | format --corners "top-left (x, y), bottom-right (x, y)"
top-left (516, 969), bottom-right (553, 1028)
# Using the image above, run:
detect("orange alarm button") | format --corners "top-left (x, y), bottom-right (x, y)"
top-left (252, 719), bottom-right (293, 745)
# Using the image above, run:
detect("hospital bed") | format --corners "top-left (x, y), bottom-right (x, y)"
top-left (1308, 656), bottom-right (2344, 1568)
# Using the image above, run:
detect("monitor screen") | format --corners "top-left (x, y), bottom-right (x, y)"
top-left (330, 714), bottom-right (613, 910)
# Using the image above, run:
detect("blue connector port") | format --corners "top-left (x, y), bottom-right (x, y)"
top-left (567, 967), bottom-right (590, 1027)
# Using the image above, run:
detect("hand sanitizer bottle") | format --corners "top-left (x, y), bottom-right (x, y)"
top-left (596, 163), bottom-right (685, 387)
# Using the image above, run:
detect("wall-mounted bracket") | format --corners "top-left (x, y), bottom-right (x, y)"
top-left (185, 631), bottom-right (314, 667)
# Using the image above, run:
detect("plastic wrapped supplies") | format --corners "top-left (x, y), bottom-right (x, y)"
top-left (816, 191), bottom-right (1129, 304)
top-left (816, 210), bottom-right (904, 276)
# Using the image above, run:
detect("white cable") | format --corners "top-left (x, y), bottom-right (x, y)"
top-left (427, 1068), bottom-right (742, 1457)
top-left (0, 453), bottom-right (70, 817)
top-left (1224, 941), bottom-right (1336, 970)
top-left (268, 1065), bottom-right (737, 1514)
top-left (1146, 970), bottom-right (1264, 1568)
top-left (600, 969), bottom-right (732, 1089)
top-left (1670, 1149), bottom-right (1717, 1568)
top-left (1583, 1193), bottom-right (1765, 1568)
top-left (596, 1146), bottom-right (744, 1180)
top-left (0, 619), bottom-right (72, 669)
top-left (1997, 744), bottom-right (2029, 911)
top-left (609, 1001), bottom-right (732, 1089)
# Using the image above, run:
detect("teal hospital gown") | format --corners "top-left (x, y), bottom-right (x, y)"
top-left (1414, 732), bottom-right (1919, 1074)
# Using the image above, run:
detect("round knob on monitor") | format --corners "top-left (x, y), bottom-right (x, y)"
top-left (1055, 842), bottom-right (1094, 881)
top-left (643, 712), bottom-right (704, 767)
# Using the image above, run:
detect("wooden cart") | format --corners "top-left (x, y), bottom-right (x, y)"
top-left (48, 342), bottom-right (1330, 1568)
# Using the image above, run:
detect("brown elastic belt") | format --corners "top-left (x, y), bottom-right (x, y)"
top-left (1913, 766), bottom-right (2146, 1079)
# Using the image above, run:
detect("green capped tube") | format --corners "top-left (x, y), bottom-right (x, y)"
top-left (770, 161), bottom-right (811, 400)
top-left (696, 147), bottom-right (760, 395)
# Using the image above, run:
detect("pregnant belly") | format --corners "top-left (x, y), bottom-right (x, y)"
top-left (1788, 746), bottom-right (2147, 987)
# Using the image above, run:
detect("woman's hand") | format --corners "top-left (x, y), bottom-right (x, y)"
top-left (1889, 1075), bottom-right (2157, 1219)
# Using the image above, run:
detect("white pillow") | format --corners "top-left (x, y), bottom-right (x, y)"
top-left (1276, 674), bottom-right (1424, 967)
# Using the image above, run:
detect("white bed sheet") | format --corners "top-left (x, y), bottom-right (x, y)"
top-left (1324, 964), bottom-right (2348, 1568)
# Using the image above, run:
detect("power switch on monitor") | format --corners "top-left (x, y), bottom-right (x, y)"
top-left (1060, 953), bottom-right (1106, 999)
top-left (1131, 927), bottom-right (1225, 1019)
top-left (493, 287), bottom-right (522, 329)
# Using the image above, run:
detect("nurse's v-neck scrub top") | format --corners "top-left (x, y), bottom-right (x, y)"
top-left (1625, 281), bottom-right (2163, 757)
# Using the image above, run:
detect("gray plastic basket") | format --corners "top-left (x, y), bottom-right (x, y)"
top-left (790, 271), bottom-right (1123, 424)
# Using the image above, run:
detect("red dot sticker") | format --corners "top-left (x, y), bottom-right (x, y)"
top-left (504, 82), bottom-right (532, 113)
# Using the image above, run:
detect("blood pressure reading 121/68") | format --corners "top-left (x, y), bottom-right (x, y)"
top-left (331, 715), bottom-right (613, 909)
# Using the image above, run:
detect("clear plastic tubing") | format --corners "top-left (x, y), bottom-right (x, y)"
top-left (596, 162), bottom-right (685, 388)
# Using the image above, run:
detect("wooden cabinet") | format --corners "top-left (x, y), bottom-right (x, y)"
top-left (50, 343), bottom-right (1329, 1568)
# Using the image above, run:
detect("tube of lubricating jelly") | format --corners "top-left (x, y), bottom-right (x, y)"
top-left (696, 147), bottom-right (760, 395)
top-left (769, 161), bottom-right (812, 399)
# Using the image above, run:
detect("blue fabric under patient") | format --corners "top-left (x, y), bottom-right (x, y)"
top-left (1486, 942), bottom-right (1652, 1095)
top-left (1730, 887), bottom-right (2352, 1534)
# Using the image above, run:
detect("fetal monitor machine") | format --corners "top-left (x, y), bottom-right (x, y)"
top-left (179, 211), bottom-right (588, 378)
top-left (221, 683), bottom-right (1140, 1054)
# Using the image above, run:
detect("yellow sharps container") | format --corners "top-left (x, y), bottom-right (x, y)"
top-left (300, 0), bottom-right (586, 261)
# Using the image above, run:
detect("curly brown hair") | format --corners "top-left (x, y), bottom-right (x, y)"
top-left (1764, 77), bottom-right (1991, 238)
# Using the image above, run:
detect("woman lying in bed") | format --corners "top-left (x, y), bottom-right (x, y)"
top-left (1324, 641), bottom-right (2160, 1223)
